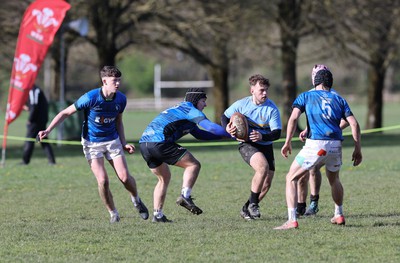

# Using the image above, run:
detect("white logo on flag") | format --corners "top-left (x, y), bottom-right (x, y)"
top-left (15, 54), bottom-right (38, 74)
top-left (12, 54), bottom-right (38, 89)
top-left (30, 8), bottom-right (60, 42)
top-left (33, 8), bottom-right (59, 29)
top-left (5, 103), bottom-right (17, 121)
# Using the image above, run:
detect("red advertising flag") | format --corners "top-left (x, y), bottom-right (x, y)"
top-left (5, 0), bottom-right (71, 124)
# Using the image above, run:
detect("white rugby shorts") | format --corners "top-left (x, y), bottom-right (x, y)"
top-left (295, 139), bottom-right (342, 172)
top-left (81, 137), bottom-right (124, 161)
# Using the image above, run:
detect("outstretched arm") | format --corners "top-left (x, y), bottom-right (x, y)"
top-left (190, 126), bottom-right (223, 140)
top-left (198, 119), bottom-right (230, 137)
top-left (190, 119), bottom-right (230, 140)
top-left (37, 104), bottom-right (77, 141)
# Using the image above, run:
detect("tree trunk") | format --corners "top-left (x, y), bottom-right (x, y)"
top-left (203, 43), bottom-right (230, 123)
top-left (51, 53), bottom-right (61, 102)
top-left (97, 47), bottom-right (117, 68)
top-left (48, 37), bottom-right (61, 102)
top-left (280, 42), bottom-right (298, 133)
top-left (278, 0), bottom-right (301, 133)
top-left (366, 65), bottom-right (385, 129)
top-left (207, 65), bottom-right (229, 123)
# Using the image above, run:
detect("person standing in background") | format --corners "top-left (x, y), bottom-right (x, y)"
top-left (21, 85), bottom-right (56, 165)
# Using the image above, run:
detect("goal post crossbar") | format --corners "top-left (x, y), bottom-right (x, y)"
top-left (153, 64), bottom-right (213, 109)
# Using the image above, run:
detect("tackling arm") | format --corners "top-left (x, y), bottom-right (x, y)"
top-left (198, 119), bottom-right (230, 137)
top-left (190, 126), bottom-right (225, 140)
top-left (190, 119), bottom-right (230, 140)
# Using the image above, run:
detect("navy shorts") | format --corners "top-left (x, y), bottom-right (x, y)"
top-left (139, 142), bottom-right (187, 169)
top-left (238, 142), bottom-right (275, 171)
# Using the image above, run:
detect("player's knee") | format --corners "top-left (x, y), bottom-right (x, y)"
top-left (253, 163), bottom-right (268, 175)
top-left (97, 177), bottom-right (109, 188)
top-left (298, 178), bottom-right (306, 187)
top-left (118, 171), bottom-right (132, 184)
top-left (191, 159), bottom-right (201, 171)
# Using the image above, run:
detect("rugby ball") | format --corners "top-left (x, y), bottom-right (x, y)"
top-left (229, 112), bottom-right (248, 140)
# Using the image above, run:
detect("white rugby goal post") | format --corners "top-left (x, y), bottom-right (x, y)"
top-left (153, 64), bottom-right (214, 109)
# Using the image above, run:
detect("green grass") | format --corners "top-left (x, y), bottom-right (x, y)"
top-left (1, 103), bottom-right (400, 262)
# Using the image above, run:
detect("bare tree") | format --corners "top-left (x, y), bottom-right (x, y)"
top-left (276, 0), bottom-right (302, 132)
top-left (273, 0), bottom-right (316, 132)
top-left (79, 0), bottom-right (156, 67)
top-left (248, 0), bottom-right (318, 132)
top-left (140, 0), bottom-right (243, 121)
top-left (325, 0), bottom-right (400, 129)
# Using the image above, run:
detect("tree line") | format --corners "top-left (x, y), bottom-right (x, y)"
top-left (1, 0), bottom-right (400, 130)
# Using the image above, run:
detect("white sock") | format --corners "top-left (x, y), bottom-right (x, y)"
top-left (181, 187), bottom-right (192, 198)
top-left (288, 208), bottom-right (297, 221)
top-left (131, 195), bottom-right (140, 206)
top-left (153, 209), bottom-right (163, 218)
top-left (335, 204), bottom-right (343, 216)
top-left (109, 209), bottom-right (119, 217)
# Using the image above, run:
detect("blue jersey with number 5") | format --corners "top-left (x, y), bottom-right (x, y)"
top-left (293, 90), bottom-right (353, 140)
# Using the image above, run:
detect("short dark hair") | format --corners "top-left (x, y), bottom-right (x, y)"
top-left (100, 66), bottom-right (122, 78)
top-left (249, 74), bottom-right (270, 88)
top-left (314, 69), bottom-right (333, 88)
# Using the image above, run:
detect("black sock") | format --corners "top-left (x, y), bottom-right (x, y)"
top-left (298, 202), bottom-right (306, 209)
top-left (310, 194), bottom-right (319, 202)
top-left (249, 191), bottom-right (260, 204)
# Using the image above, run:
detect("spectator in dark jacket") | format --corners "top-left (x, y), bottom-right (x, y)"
top-left (21, 85), bottom-right (56, 165)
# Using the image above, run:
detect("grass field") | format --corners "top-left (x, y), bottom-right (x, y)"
top-left (1, 103), bottom-right (400, 262)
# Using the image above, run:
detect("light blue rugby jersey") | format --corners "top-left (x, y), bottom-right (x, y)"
top-left (74, 88), bottom-right (126, 142)
top-left (224, 96), bottom-right (282, 145)
top-left (293, 89), bottom-right (353, 141)
top-left (139, 101), bottom-right (207, 143)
